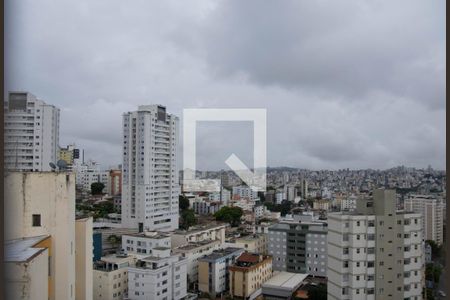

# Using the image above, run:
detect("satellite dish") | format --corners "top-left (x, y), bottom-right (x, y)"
top-left (49, 162), bottom-right (57, 170)
top-left (57, 160), bottom-right (68, 170)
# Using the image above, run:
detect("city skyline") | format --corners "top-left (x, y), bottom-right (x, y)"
top-left (5, 0), bottom-right (446, 170)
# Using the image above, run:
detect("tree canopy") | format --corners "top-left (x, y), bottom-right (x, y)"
top-left (179, 195), bottom-right (190, 211)
top-left (180, 209), bottom-right (197, 230)
top-left (91, 182), bottom-right (105, 195)
top-left (214, 206), bottom-right (243, 227)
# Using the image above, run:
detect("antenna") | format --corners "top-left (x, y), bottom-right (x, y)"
top-left (49, 162), bottom-right (57, 171)
top-left (57, 159), bottom-right (68, 171)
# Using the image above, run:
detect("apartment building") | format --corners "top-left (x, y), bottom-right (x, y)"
top-left (229, 253), bottom-right (273, 299)
top-left (122, 231), bottom-right (171, 259)
top-left (108, 169), bottom-right (122, 196)
top-left (4, 172), bottom-right (77, 300)
top-left (192, 200), bottom-right (222, 215)
top-left (327, 189), bottom-right (424, 300)
top-left (74, 160), bottom-right (109, 192)
top-left (4, 91), bottom-right (60, 172)
top-left (313, 199), bottom-right (330, 211)
top-left (59, 144), bottom-right (80, 171)
top-left (171, 223), bottom-right (228, 248)
top-left (231, 234), bottom-right (268, 255)
top-left (198, 248), bottom-right (245, 298)
top-left (232, 186), bottom-right (258, 201)
top-left (172, 240), bottom-right (222, 286)
top-left (4, 235), bottom-right (50, 300)
top-left (268, 215), bottom-right (328, 277)
top-left (122, 105), bottom-right (180, 232)
top-left (127, 248), bottom-right (187, 300)
top-left (93, 254), bottom-right (136, 300)
top-left (404, 194), bottom-right (444, 245)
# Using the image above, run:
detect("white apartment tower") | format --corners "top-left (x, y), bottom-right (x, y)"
top-left (122, 105), bottom-right (179, 232)
top-left (4, 92), bottom-right (60, 171)
top-left (327, 189), bottom-right (424, 300)
top-left (404, 195), bottom-right (444, 245)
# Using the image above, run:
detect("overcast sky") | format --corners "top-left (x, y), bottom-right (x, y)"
top-left (5, 0), bottom-right (446, 171)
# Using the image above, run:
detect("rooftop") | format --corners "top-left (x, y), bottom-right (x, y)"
top-left (263, 272), bottom-right (308, 291)
top-left (199, 247), bottom-right (243, 261)
top-left (5, 235), bottom-right (50, 263)
top-left (174, 240), bottom-right (220, 251)
top-left (124, 231), bottom-right (170, 239)
top-left (173, 222), bottom-right (228, 235)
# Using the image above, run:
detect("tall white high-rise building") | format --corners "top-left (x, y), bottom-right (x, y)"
top-left (4, 92), bottom-right (60, 171)
top-left (404, 194), bottom-right (444, 245)
top-left (121, 105), bottom-right (179, 232)
top-left (327, 189), bottom-right (424, 300)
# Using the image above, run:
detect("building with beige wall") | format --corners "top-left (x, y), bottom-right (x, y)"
top-left (198, 248), bottom-right (245, 299)
top-left (173, 240), bottom-right (222, 287)
top-left (4, 172), bottom-right (76, 300)
top-left (404, 194), bottom-right (445, 245)
top-left (76, 217), bottom-right (93, 300)
top-left (171, 222), bottom-right (228, 248)
top-left (229, 234), bottom-right (268, 255)
top-left (229, 253), bottom-right (273, 299)
top-left (93, 254), bottom-right (136, 300)
top-left (4, 235), bottom-right (50, 300)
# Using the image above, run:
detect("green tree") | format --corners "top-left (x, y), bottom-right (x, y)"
top-left (214, 206), bottom-right (243, 227)
top-left (92, 201), bottom-right (115, 218)
top-left (264, 201), bottom-right (275, 211)
top-left (91, 182), bottom-right (105, 195)
top-left (179, 195), bottom-right (190, 211)
top-left (107, 234), bottom-right (121, 250)
top-left (425, 263), bottom-right (442, 283)
top-left (180, 209), bottom-right (197, 230)
top-left (426, 240), bottom-right (442, 260)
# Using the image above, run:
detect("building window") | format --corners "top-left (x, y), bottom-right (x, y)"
top-left (32, 214), bottom-right (41, 226)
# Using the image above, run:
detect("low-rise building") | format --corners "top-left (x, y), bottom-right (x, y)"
top-left (229, 252), bottom-right (273, 299)
top-left (171, 223), bottom-right (227, 248)
top-left (230, 234), bottom-right (268, 255)
top-left (4, 235), bottom-right (50, 300)
top-left (193, 200), bottom-right (222, 215)
top-left (313, 199), bottom-right (330, 211)
top-left (172, 240), bottom-right (222, 287)
top-left (127, 248), bottom-right (187, 300)
top-left (198, 248), bottom-right (245, 299)
top-left (122, 231), bottom-right (171, 259)
top-left (261, 272), bottom-right (309, 300)
top-left (93, 254), bottom-right (135, 300)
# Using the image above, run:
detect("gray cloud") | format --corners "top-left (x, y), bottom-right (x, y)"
top-left (5, 0), bottom-right (446, 170)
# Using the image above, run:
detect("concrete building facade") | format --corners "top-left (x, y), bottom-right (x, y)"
top-left (327, 189), bottom-right (424, 300)
top-left (122, 105), bottom-right (179, 232)
top-left (4, 91), bottom-right (60, 172)
top-left (268, 216), bottom-right (328, 277)
top-left (198, 248), bottom-right (245, 298)
top-left (75, 217), bottom-right (94, 300)
top-left (173, 240), bottom-right (222, 286)
top-left (229, 253), bottom-right (273, 299)
top-left (4, 172), bottom-right (76, 300)
top-left (404, 194), bottom-right (444, 245)
top-left (93, 254), bottom-right (136, 300)
top-left (4, 236), bottom-right (50, 300)
top-left (127, 249), bottom-right (187, 300)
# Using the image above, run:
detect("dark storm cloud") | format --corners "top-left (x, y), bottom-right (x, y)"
top-left (4, 0), bottom-right (446, 170)
top-left (194, 0), bottom-right (445, 109)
